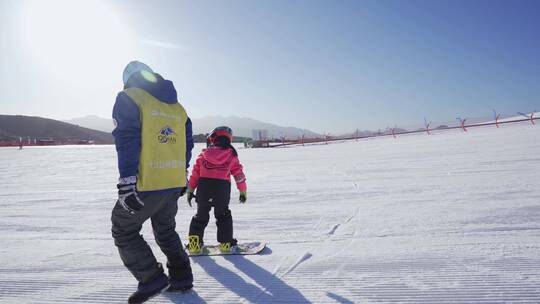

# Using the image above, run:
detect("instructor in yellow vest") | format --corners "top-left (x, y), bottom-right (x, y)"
top-left (111, 61), bottom-right (194, 304)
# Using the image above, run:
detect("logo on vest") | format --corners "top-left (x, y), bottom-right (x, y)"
top-left (157, 126), bottom-right (177, 144)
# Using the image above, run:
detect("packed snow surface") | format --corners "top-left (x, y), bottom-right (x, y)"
top-left (1, 122), bottom-right (539, 303)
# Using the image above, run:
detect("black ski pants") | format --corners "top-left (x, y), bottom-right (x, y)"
top-left (111, 192), bottom-right (191, 283)
top-left (189, 178), bottom-right (234, 244)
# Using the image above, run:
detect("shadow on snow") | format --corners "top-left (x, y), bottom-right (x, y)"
top-left (326, 291), bottom-right (354, 304)
top-left (188, 247), bottom-right (309, 303)
top-left (161, 289), bottom-right (207, 304)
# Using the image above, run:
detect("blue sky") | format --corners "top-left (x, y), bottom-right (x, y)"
top-left (0, 0), bottom-right (539, 133)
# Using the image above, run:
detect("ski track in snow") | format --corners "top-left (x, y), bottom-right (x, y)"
top-left (281, 252), bottom-right (314, 278)
top-left (1, 122), bottom-right (540, 303)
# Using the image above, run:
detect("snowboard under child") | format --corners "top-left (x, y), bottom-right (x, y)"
top-left (186, 126), bottom-right (247, 254)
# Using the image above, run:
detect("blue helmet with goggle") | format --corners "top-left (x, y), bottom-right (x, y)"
top-left (122, 60), bottom-right (154, 85)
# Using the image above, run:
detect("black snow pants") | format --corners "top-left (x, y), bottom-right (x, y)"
top-left (111, 192), bottom-right (191, 283)
top-left (188, 178), bottom-right (234, 244)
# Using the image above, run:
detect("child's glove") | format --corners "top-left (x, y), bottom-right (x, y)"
top-left (187, 188), bottom-right (195, 207)
top-left (239, 191), bottom-right (247, 204)
top-left (117, 181), bottom-right (144, 214)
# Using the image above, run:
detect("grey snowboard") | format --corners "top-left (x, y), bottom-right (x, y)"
top-left (187, 242), bottom-right (266, 256)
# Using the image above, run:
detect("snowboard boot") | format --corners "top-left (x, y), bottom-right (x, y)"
top-left (166, 263), bottom-right (194, 292)
top-left (128, 268), bottom-right (169, 304)
top-left (187, 235), bottom-right (202, 254)
top-left (219, 239), bottom-right (238, 254)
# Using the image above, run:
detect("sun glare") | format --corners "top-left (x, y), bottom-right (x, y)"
top-left (20, 0), bottom-right (136, 87)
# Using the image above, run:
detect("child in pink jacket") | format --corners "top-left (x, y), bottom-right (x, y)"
top-left (186, 126), bottom-right (247, 254)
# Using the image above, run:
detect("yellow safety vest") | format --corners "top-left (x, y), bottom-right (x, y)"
top-left (124, 87), bottom-right (187, 191)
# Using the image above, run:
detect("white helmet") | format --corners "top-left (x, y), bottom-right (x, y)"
top-left (122, 61), bottom-right (154, 85)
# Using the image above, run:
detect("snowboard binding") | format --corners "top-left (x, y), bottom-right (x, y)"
top-left (187, 235), bottom-right (202, 255)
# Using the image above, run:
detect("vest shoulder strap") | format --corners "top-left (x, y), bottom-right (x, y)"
top-left (124, 87), bottom-right (151, 107)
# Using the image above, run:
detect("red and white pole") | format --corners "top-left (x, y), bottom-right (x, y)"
top-left (493, 109), bottom-right (501, 128)
top-left (457, 117), bottom-right (467, 132)
top-left (518, 112), bottom-right (536, 126)
top-left (424, 118), bottom-right (431, 135)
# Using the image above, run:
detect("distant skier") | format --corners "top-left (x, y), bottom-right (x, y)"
top-left (111, 61), bottom-right (194, 304)
top-left (187, 126), bottom-right (247, 254)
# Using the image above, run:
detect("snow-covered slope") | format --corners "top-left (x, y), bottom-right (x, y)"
top-left (0, 121), bottom-right (539, 303)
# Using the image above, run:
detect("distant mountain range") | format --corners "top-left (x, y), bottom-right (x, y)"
top-left (66, 115), bottom-right (321, 139)
top-left (191, 116), bottom-right (321, 139)
top-left (64, 115), bottom-right (114, 134)
top-left (0, 115), bottom-right (113, 144)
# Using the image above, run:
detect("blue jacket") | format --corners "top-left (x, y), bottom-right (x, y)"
top-left (112, 72), bottom-right (194, 193)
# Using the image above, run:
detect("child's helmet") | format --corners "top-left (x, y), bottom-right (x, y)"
top-left (209, 126), bottom-right (233, 144)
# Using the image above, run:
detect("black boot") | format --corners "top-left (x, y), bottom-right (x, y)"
top-left (128, 270), bottom-right (169, 304)
top-left (166, 263), bottom-right (194, 292)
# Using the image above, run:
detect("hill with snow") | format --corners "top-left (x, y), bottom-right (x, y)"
top-left (67, 115), bottom-right (321, 139)
top-left (190, 116), bottom-right (320, 139)
top-left (64, 115), bottom-right (114, 133)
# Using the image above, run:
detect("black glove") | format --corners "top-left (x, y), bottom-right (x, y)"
top-left (239, 191), bottom-right (247, 204)
top-left (187, 188), bottom-right (195, 207)
top-left (117, 183), bottom-right (144, 214)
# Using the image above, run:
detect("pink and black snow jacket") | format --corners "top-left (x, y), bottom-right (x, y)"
top-left (188, 146), bottom-right (247, 192)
